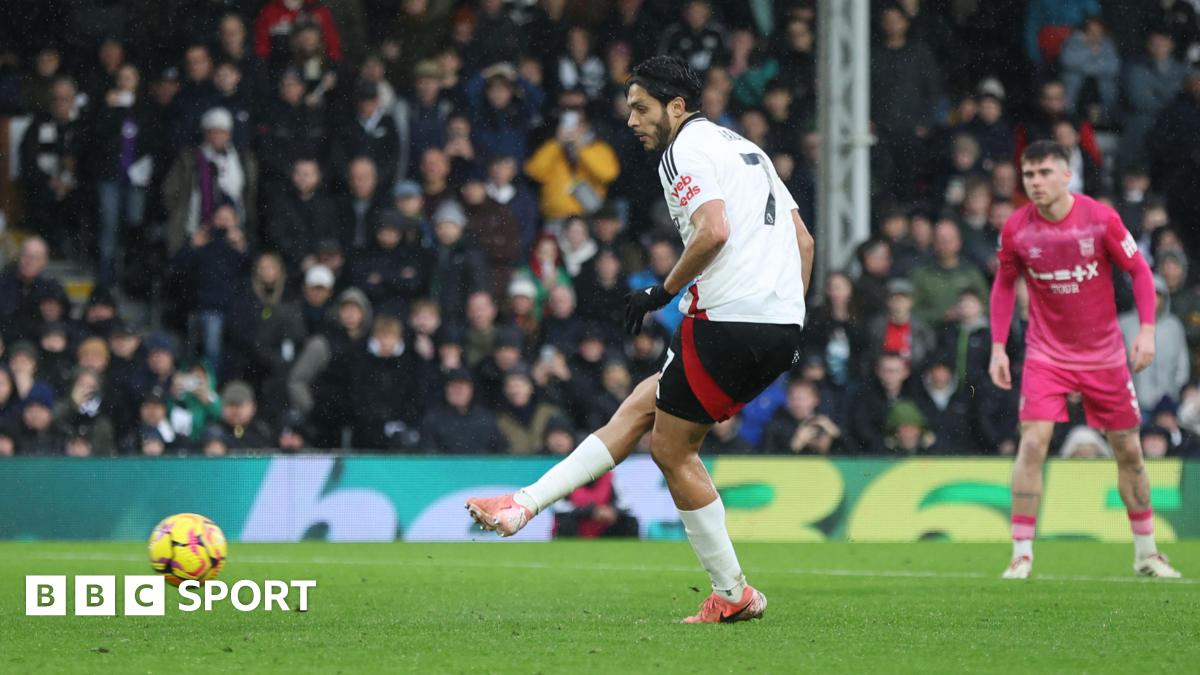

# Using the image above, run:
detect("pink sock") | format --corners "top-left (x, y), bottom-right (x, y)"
top-left (1128, 509), bottom-right (1154, 536)
top-left (1011, 514), bottom-right (1036, 541)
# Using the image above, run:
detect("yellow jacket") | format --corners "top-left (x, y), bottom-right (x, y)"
top-left (524, 138), bottom-right (620, 220)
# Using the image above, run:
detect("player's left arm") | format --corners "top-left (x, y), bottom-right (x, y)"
top-left (1103, 212), bottom-right (1157, 372)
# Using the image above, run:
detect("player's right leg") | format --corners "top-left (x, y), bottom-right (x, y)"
top-left (1003, 420), bottom-right (1054, 579)
top-left (465, 375), bottom-right (658, 536)
top-left (650, 407), bottom-right (765, 623)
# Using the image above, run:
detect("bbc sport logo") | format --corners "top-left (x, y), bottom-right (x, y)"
top-left (25, 576), bottom-right (316, 616)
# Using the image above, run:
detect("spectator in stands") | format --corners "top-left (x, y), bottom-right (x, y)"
top-left (911, 220), bottom-right (989, 326)
top-left (558, 216), bottom-right (598, 279)
top-left (554, 26), bottom-right (606, 101)
top-left (1146, 70), bottom-right (1200, 253)
top-left (269, 158), bottom-right (338, 277)
top-left (19, 77), bottom-right (83, 253)
top-left (913, 358), bottom-right (972, 453)
top-left (419, 148), bottom-right (454, 222)
top-left (463, 291), bottom-right (500, 368)
top-left (211, 60), bottom-right (253, 151)
top-left (255, 0), bottom-right (342, 69)
top-left (472, 324), bottom-right (525, 408)
top-left (864, 278), bottom-right (936, 375)
top-left (466, 63), bottom-right (544, 167)
top-left (871, 3), bottom-right (942, 204)
top-left (338, 157), bottom-right (389, 252)
top-left (1013, 80), bottom-right (1101, 168)
top-left (628, 238), bottom-right (685, 335)
top-left (37, 322), bottom-right (73, 396)
top-left (287, 19), bottom-right (339, 105)
top-left (1052, 120), bottom-right (1102, 196)
top-left (506, 275), bottom-right (539, 341)
top-left (575, 247), bottom-right (626, 329)
top-left (1120, 276), bottom-right (1189, 412)
top-left (122, 393), bottom-right (181, 455)
top-left (226, 253), bottom-right (306, 423)
top-left (131, 333), bottom-right (179, 407)
top-left (1059, 16), bottom-right (1120, 125)
top-left (552, 471), bottom-right (640, 538)
top-left (19, 47), bottom-right (62, 115)
top-left (382, 0), bottom-right (448, 93)
top-left (348, 210), bottom-right (432, 318)
top-left (497, 367), bottom-right (565, 455)
top-left (430, 202), bottom-right (488, 330)
top-left (762, 379), bottom-right (842, 455)
top-left (486, 154), bottom-right (539, 256)
top-left (15, 385), bottom-right (58, 455)
top-left (258, 69), bottom-right (327, 195)
top-left (204, 380), bottom-right (274, 454)
top-left (52, 368), bottom-right (114, 456)
top-left (90, 62), bottom-right (152, 288)
top-left (330, 81), bottom-right (401, 191)
top-left (0, 238), bottom-right (64, 344)
top-left (847, 352), bottom-right (912, 454)
top-left (961, 86), bottom-right (1014, 169)
top-left (853, 239), bottom-right (893, 323)
top-left (803, 271), bottom-right (861, 388)
top-left (398, 61), bottom-right (453, 179)
top-left (468, 0), bottom-right (522, 70)
top-left (514, 235), bottom-right (572, 319)
top-left (217, 12), bottom-right (269, 111)
top-left (351, 315), bottom-right (438, 450)
top-left (391, 180), bottom-right (430, 242)
top-left (540, 285), bottom-right (584, 354)
top-left (657, 0), bottom-right (727, 74)
top-left (300, 265), bottom-right (335, 335)
top-left (1115, 165), bottom-right (1154, 241)
top-left (162, 358), bottom-right (219, 447)
top-left (421, 367), bottom-right (508, 453)
top-left (1024, 0), bottom-right (1101, 68)
top-left (288, 287), bottom-right (371, 447)
top-left (883, 399), bottom-right (938, 455)
top-left (460, 168), bottom-right (522, 298)
top-left (1156, 250), bottom-right (1200, 349)
top-left (164, 107), bottom-right (259, 254)
top-left (1121, 27), bottom-right (1188, 166)
top-left (169, 204), bottom-right (253, 373)
top-left (524, 107), bottom-right (620, 223)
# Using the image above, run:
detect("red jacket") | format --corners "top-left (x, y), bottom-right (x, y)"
top-left (254, 0), bottom-right (342, 63)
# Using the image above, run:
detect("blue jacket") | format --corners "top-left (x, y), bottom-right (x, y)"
top-left (1025, 0), bottom-right (1101, 64)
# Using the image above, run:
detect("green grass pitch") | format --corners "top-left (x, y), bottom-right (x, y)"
top-left (2, 540), bottom-right (1199, 674)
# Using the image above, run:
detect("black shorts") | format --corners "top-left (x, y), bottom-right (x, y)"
top-left (656, 317), bottom-right (803, 424)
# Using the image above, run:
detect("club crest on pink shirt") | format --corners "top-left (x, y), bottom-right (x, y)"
top-left (1079, 237), bottom-right (1094, 257)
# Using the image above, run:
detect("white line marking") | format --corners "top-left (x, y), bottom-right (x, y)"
top-left (23, 552), bottom-right (1198, 585)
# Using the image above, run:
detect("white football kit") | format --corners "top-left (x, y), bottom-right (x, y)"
top-left (657, 115), bottom-right (807, 327)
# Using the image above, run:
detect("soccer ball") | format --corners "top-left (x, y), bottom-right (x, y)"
top-left (148, 513), bottom-right (228, 586)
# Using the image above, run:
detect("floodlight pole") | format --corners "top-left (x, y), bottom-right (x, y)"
top-left (815, 0), bottom-right (872, 293)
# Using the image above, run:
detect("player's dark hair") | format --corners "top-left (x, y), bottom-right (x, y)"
top-left (626, 55), bottom-right (702, 112)
top-left (1021, 140), bottom-right (1070, 166)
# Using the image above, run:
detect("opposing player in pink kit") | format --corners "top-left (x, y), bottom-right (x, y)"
top-left (989, 140), bottom-right (1181, 579)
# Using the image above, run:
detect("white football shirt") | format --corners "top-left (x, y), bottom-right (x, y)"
top-left (657, 115), bottom-right (806, 326)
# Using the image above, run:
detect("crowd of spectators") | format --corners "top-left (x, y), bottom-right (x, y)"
top-left (0, 0), bottom-right (1199, 459)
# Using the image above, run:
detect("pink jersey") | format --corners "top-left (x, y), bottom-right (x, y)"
top-left (992, 194), bottom-right (1149, 370)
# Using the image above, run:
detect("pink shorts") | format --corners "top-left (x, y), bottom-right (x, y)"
top-left (1019, 359), bottom-right (1140, 431)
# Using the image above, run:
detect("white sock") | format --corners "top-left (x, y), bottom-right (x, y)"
top-left (1013, 539), bottom-right (1033, 560)
top-left (1134, 533), bottom-right (1157, 560)
top-left (514, 434), bottom-right (615, 514)
top-left (678, 497), bottom-right (746, 602)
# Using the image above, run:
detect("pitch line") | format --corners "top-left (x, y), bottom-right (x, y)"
top-left (24, 552), bottom-right (1199, 585)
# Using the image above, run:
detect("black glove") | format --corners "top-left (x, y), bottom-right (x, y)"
top-left (624, 284), bottom-right (673, 335)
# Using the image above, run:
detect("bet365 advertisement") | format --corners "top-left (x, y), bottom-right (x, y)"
top-left (0, 456), bottom-right (1195, 542)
